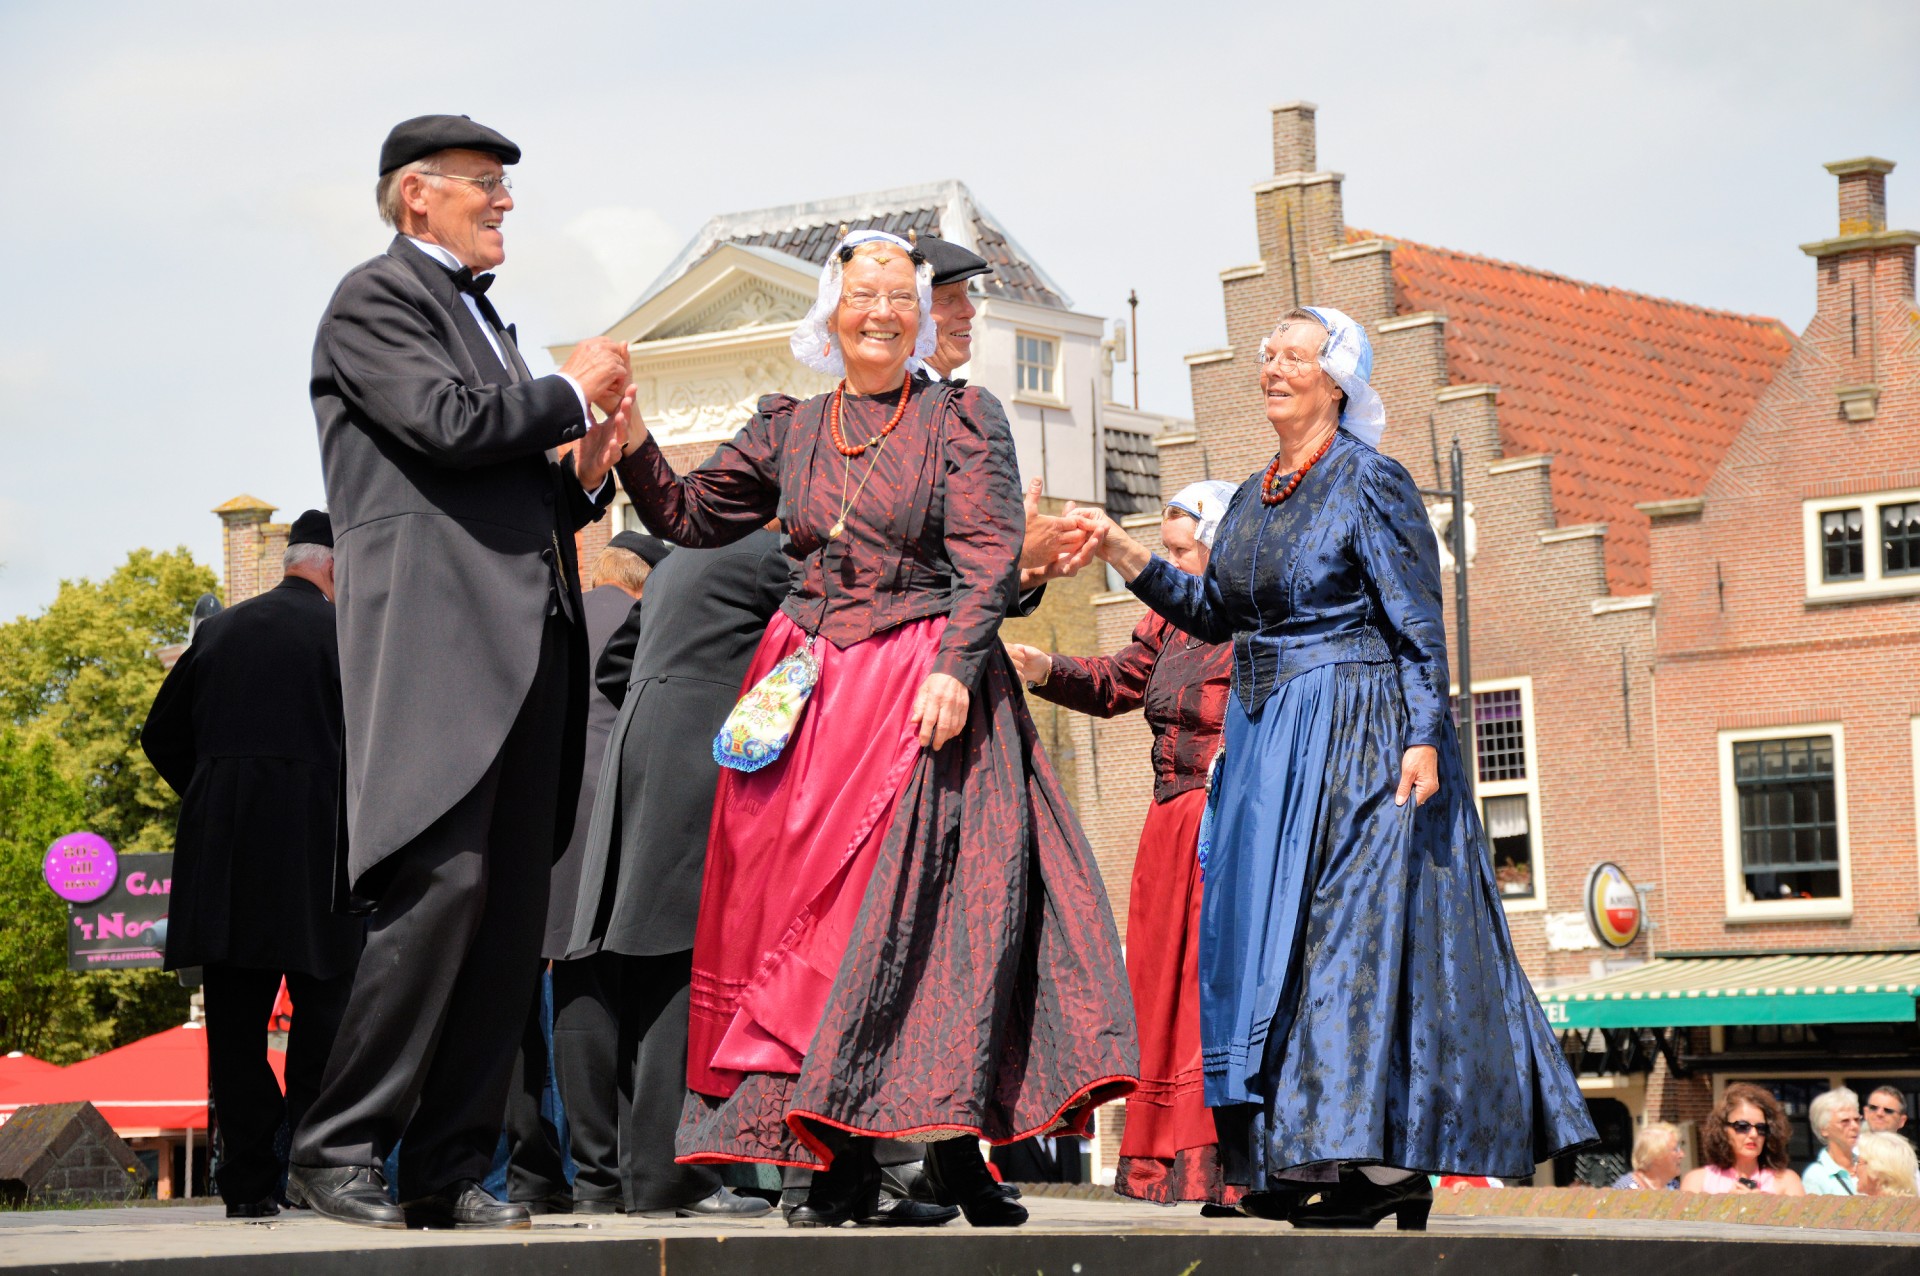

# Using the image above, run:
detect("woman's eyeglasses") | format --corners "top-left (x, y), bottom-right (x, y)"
top-left (842, 290), bottom-right (919, 313)
top-left (1725, 1120), bottom-right (1771, 1136)
top-left (1258, 349), bottom-right (1321, 376)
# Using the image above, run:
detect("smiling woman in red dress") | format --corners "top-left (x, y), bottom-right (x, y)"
top-left (610, 230), bottom-right (1137, 1229)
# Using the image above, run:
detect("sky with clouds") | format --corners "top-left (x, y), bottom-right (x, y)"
top-left (1, 0), bottom-right (1915, 620)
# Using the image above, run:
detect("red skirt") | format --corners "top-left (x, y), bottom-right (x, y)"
top-left (677, 631), bottom-right (1138, 1170)
top-left (687, 611), bottom-right (938, 1097)
top-left (1115, 787), bottom-right (1234, 1205)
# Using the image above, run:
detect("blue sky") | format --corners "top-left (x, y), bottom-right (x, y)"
top-left (1, 0), bottom-right (1916, 619)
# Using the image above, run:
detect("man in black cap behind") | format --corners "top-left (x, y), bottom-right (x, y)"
top-left (143, 511), bottom-right (364, 1219)
top-left (503, 530), bottom-right (666, 1214)
top-left (289, 114), bottom-right (635, 1229)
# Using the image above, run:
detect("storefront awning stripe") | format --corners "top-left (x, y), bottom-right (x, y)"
top-left (1538, 953), bottom-right (1920, 1029)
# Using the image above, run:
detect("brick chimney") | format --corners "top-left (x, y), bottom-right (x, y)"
top-left (1800, 157), bottom-right (1918, 421)
top-left (1254, 101), bottom-right (1346, 308)
top-left (212, 495), bottom-right (286, 604)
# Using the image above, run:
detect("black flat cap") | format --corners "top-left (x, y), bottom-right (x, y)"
top-left (918, 236), bottom-right (992, 288)
top-left (607, 531), bottom-right (672, 566)
top-left (380, 114), bottom-right (521, 175)
top-left (288, 509), bottom-right (334, 548)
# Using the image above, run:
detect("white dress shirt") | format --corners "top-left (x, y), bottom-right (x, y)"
top-left (404, 237), bottom-right (606, 497)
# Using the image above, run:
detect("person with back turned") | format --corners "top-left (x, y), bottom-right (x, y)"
top-left (287, 114), bottom-right (635, 1230)
top-left (142, 511), bottom-right (365, 1219)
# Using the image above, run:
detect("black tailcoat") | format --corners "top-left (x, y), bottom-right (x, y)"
top-left (540, 584), bottom-right (640, 959)
top-left (141, 576), bottom-right (363, 977)
top-left (311, 236), bottom-right (611, 894)
top-left (567, 528), bottom-right (788, 956)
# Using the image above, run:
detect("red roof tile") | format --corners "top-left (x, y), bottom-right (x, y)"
top-left (1373, 234), bottom-right (1794, 595)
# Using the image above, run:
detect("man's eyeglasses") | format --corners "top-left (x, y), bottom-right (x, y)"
top-left (429, 172), bottom-right (513, 197)
top-left (1725, 1120), bottom-right (1771, 1137)
top-left (842, 290), bottom-right (919, 313)
top-left (1867, 1103), bottom-right (1906, 1117)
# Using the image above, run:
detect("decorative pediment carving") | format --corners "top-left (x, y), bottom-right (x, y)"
top-left (637, 353), bottom-right (834, 444)
top-left (651, 280), bottom-right (811, 341)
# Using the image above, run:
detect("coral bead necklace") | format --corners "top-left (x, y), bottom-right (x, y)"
top-left (1260, 428), bottom-right (1335, 505)
top-left (829, 378), bottom-right (912, 457)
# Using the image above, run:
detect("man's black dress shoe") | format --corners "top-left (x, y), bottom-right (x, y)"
top-left (225, 1197), bottom-right (281, 1219)
top-left (518, 1192), bottom-right (574, 1215)
top-left (667, 1186), bottom-right (772, 1219)
top-left (925, 1139), bottom-right (1027, 1227)
top-left (400, 1180), bottom-right (532, 1230)
top-left (855, 1194), bottom-right (960, 1227)
top-left (1288, 1172), bottom-right (1432, 1231)
top-left (571, 1197), bottom-right (623, 1215)
top-left (286, 1164), bottom-right (403, 1229)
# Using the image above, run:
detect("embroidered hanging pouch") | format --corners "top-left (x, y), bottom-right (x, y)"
top-left (713, 636), bottom-right (821, 772)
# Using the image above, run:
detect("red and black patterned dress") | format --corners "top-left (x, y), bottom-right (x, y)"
top-left (1032, 612), bottom-right (1234, 1203)
top-left (614, 374), bottom-right (1137, 1170)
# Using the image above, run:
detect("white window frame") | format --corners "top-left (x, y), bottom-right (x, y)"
top-left (1803, 486), bottom-right (1920, 603)
top-left (1453, 675), bottom-right (1546, 912)
top-left (1718, 721), bottom-right (1852, 923)
top-left (1013, 330), bottom-right (1063, 404)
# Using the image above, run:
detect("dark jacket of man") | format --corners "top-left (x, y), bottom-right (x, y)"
top-left (141, 575), bottom-right (363, 977)
top-left (312, 235), bottom-right (611, 896)
top-left (540, 584), bottom-right (640, 959)
top-left (566, 529), bottom-right (788, 956)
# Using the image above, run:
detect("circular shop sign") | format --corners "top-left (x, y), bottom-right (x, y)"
top-left (43, 832), bottom-right (118, 904)
top-left (1583, 860), bottom-right (1642, 950)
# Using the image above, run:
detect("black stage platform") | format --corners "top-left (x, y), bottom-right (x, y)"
top-left (3, 1196), bottom-right (1915, 1276)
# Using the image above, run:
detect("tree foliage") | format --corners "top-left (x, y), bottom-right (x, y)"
top-left (0, 549), bottom-right (216, 1060)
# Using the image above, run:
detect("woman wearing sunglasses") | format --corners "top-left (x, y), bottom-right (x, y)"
top-left (1680, 1084), bottom-right (1806, 1194)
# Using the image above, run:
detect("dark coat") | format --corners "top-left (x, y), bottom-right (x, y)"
top-left (140, 577), bottom-right (364, 977)
top-left (311, 236), bottom-right (612, 894)
top-left (566, 529), bottom-right (788, 957)
top-left (540, 584), bottom-right (640, 959)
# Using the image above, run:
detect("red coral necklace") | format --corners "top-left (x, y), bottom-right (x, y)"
top-left (1260, 429), bottom-right (1335, 505)
top-left (829, 378), bottom-right (912, 457)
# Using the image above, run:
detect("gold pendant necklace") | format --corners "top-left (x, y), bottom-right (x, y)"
top-left (829, 430), bottom-right (891, 541)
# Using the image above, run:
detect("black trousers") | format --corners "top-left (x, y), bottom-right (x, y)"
top-left (202, 964), bottom-right (354, 1205)
top-left (550, 948), bottom-right (718, 1211)
top-left (503, 971), bottom-right (568, 1205)
top-left (291, 616), bottom-right (569, 1200)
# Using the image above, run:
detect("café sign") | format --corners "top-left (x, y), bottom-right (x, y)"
top-left (1583, 861), bottom-right (1642, 950)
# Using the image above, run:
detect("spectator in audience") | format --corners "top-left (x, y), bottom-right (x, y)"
top-left (1679, 1083), bottom-right (1805, 1195)
top-left (1853, 1130), bottom-right (1919, 1197)
top-left (1801, 1087), bottom-right (1862, 1195)
top-left (1864, 1086), bottom-right (1910, 1137)
top-left (1611, 1122), bottom-right (1683, 1190)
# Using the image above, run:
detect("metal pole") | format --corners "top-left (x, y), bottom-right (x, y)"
top-left (1127, 290), bottom-right (1139, 411)
top-left (1451, 437), bottom-right (1476, 801)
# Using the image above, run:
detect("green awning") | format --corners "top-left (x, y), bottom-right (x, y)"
top-left (1538, 953), bottom-right (1920, 1029)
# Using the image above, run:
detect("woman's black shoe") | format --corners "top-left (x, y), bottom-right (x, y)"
top-left (787, 1142), bottom-right (874, 1228)
top-left (1288, 1173), bottom-right (1431, 1231)
top-left (1199, 1201), bottom-right (1245, 1218)
top-left (1235, 1188), bottom-right (1304, 1220)
top-left (925, 1138), bottom-right (1029, 1227)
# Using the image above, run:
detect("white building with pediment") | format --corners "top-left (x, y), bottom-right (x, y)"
top-left (552, 180), bottom-right (1175, 540)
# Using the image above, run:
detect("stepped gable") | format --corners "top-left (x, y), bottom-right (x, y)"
top-left (1371, 232), bottom-right (1794, 595)
top-left (634, 181), bottom-right (1071, 314)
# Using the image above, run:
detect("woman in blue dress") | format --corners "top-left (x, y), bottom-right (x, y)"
top-left (1075, 306), bottom-right (1593, 1229)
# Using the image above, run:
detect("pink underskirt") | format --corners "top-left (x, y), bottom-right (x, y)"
top-left (687, 611), bottom-right (944, 1098)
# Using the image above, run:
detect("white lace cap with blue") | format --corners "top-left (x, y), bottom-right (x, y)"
top-left (1165, 479), bottom-right (1240, 548)
top-left (1300, 305), bottom-right (1386, 448)
top-left (790, 230), bottom-right (937, 378)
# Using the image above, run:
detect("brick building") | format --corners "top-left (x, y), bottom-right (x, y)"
top-left (1542, 157), bottom-right (1920, 1168)
top-left (1078, 102), bottom-right (1920, 1178)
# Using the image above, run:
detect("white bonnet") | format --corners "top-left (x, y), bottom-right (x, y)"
top-left (1165, 479), bottom-right (1240, 548)
top-left (1298, 305), bottom-right (1386, 448)
top-left (790, 229), bottom-right (937, 378)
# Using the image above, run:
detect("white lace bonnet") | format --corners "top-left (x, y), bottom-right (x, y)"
top-left (790, 229), bottom-right (937, 378)
top-left (1164, 479), bottom-right (1240, 549)
top-left (1296, 305), bottom-right (1387, 448)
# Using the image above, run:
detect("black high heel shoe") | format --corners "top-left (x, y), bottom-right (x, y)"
top-left (787, 1142), bottom-right (875, 1228)
top-left (1287, 1171), bottom-right (1432, 1231)
top-left (925, 1139), bottom-right (1028, 1227)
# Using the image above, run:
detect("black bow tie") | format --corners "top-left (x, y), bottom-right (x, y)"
top-left (450, 267), bottom-right (495, 297)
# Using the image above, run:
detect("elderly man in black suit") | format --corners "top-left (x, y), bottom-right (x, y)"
top-left (560, 528), bottom-right (789, 1219)
top-left (288, 114), bottom-right (635, 1231)
top-left (142, 511), bottom-right (365, 1219)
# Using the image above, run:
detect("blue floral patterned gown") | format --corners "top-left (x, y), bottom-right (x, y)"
top-left (1130, 428), bottom-right (1594, 1185)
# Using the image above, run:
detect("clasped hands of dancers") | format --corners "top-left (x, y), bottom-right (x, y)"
top-left (277, 112), bottom-right (1593, 1235)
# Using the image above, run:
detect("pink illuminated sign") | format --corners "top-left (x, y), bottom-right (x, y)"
top-left (43, 833), bottom-right (118, 905)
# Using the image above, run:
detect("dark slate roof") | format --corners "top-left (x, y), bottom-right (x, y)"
top-left (1103, 425), bottom-right (1162, 517)
top-left (631, 181), bottom-right (1071, 314)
